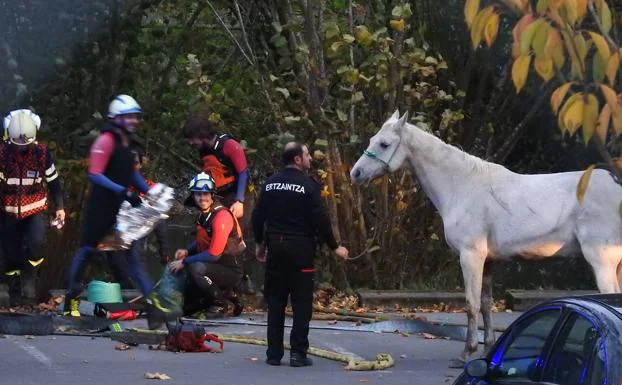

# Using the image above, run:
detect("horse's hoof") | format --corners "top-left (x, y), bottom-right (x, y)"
top-left (449, 358), bottom-right (466, 369)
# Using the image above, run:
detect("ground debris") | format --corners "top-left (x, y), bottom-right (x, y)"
top-left (421, 332), bottom-right (439, 339)
top-left (144, 372), bottom-right (171, 380)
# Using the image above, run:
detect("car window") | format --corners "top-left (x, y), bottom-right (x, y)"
top-left (490, 308), bottom-right (561, 381)
top-left (586, 337), bottom-right (607, 385)
top-left (541, 312), bottom-right (600, 385)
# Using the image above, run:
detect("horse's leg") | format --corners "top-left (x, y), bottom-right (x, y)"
top-left (582, 246), bottom-right (621, 293)
top-left (449, 248), bottom-right (486, 368)
top-left (480, 261), bottom-right (495, 354)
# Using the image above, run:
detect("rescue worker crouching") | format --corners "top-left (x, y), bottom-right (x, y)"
top-left (182, 114), bottom-right (256, 295)
top-left (167, 172), bottom-right (244, 317)
top-left (251, 142), bottom-right (349, 367)
top-left (0, 109), bottom-right (65, 305)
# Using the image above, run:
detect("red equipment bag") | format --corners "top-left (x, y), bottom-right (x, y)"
top-left (166, 323), bottom-right (224, 353)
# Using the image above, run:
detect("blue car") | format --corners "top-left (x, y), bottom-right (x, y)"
top-left (453, 294), bottom-right (622, 385)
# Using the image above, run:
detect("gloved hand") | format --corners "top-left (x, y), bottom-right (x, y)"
top-left (124, 190), bottom-right (142, 207)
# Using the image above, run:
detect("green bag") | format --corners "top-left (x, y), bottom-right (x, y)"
top-left (153, 267), bottom-right (187, 316)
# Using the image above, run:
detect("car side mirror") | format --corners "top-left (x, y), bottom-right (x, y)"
top-left (465, 358), bottom-right (489, 378)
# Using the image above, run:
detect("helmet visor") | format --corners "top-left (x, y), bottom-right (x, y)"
top-left (10, 134), bottom-right (35, 146)
top-left (190, 178), bottom-right (215, 192)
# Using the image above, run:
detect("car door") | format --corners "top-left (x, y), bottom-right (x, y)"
top-left (470, 307), bottom-right (563, 385)
top-left (540, 311), bottom-right (606, 385)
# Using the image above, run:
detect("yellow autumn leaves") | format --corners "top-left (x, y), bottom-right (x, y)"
top-left (513, 17), bottom-right (565, 87)
top-left (464, 0), bottom-right (619, 145)
top-left (467, 4), bottom-right (500, 48)
top-left (542, 74), bottom-right (622, 146)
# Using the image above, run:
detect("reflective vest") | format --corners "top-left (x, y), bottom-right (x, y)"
top-left (0, 143), bottom-right (51, 219)
top-left (200, 134), bottom-right (237, 191)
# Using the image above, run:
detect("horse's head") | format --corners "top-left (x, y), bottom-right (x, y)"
top-left (350, 109), bottom-right (409, 184)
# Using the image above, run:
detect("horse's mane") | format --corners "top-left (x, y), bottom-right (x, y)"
top-left (405, 122), bottom-right (509, 177)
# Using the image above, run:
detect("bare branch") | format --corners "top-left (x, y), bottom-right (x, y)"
top-left (233, 0), bottom-right (256, 63)
top-left (587, 0), bottom-right (617, 49)
top-left (491, 83), bottom-right (553, 163)
top-left (205, 0), bottom-right (255, 66)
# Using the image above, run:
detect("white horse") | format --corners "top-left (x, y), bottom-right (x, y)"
top-left (350, 110), bottom-right (622, 367)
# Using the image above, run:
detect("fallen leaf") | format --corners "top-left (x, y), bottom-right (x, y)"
top-left (400, 354), bottom-right (407, 359)
top-left (421, 333), bottom-right (439, 339)
top-left (328, 320), bottom-right (338, 325)
top-left (399, 332), bottom-right (410, 337)
top-left (144, 372), bottom-right (171, 380)
top-left (115, 343), bottom-right (132, 351)
top-left (359, 379), bottom-right (369, 383)
top-left (25, 335), bottom-right (35, 340)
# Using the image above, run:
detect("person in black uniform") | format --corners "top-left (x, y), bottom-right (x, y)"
top-left (251, 141), bottom-right (349, 367)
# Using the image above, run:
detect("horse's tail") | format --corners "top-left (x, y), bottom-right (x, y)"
top-left (617, 259), bottom-right (622, 293)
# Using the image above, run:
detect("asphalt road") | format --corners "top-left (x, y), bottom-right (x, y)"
top-left (0, 312), bottom-right (521, 385)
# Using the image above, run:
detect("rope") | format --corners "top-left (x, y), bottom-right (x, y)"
top-left (345, 243), bottom-right (376, 261)
top-left (121, 328), bottom-right (394, 371)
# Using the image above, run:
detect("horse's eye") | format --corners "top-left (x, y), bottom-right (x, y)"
top-left (379, 142), bottom-right (389, 149)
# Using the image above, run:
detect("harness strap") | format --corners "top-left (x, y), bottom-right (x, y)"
top-left (362, 135), bottom-right (402, 171)
top-left (200, 205), bottom-right (243, 241)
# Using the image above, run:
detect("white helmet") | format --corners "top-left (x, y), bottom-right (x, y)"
top-left (188, 172), bottom-right (216, 193)
top-left (108, 94), bottom-right (142, 118)
top-left (3, 109), bottom-right (41, 146)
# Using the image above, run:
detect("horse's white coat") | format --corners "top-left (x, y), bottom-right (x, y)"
top-left (350, 110), bottom-right (622, 364)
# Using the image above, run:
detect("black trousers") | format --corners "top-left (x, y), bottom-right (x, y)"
top-left (264, 234), bottom-right (315, 359)
top-left (0, 213), bottom-right (46, 300)
top-left (0, 212), bottom-right (46, 271)
top-left (106, 221), bottom-right (170, 289)
top-left (184, 261), bottom-right (242, 313)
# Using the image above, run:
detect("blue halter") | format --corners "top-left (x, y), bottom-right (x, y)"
top-left (362, 135), bottom-right (401, 171)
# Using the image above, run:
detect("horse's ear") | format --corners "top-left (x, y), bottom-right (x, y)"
top-left (397, 111), bottom-right (409, 128)
top-left (390, 109), bottom-right (400, 120)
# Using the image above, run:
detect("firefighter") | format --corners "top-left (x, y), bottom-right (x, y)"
top-left (251, 142), bottom-right (349, 367)
top-left (63, 94), bottom-right (157, 317)
top-left (168, 172), bottom-right (243, 316)
top-left (182, 113), bottom-right (256, 295)
top-left (0, 109), bottom-right (65, 305)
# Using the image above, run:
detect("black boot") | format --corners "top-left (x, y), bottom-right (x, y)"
top-left (290, 352), bottom-right (313, 367)
top-left (223, 290), bottom-right (243, 317)
top-left (6, 273), bottom-right (22, 307)
top-left (20, 268), bottom-right (37, 306)
top-left (265, 358), bottom-right (281, 366)
top-left (240, 275), bottom-right (256, 295)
